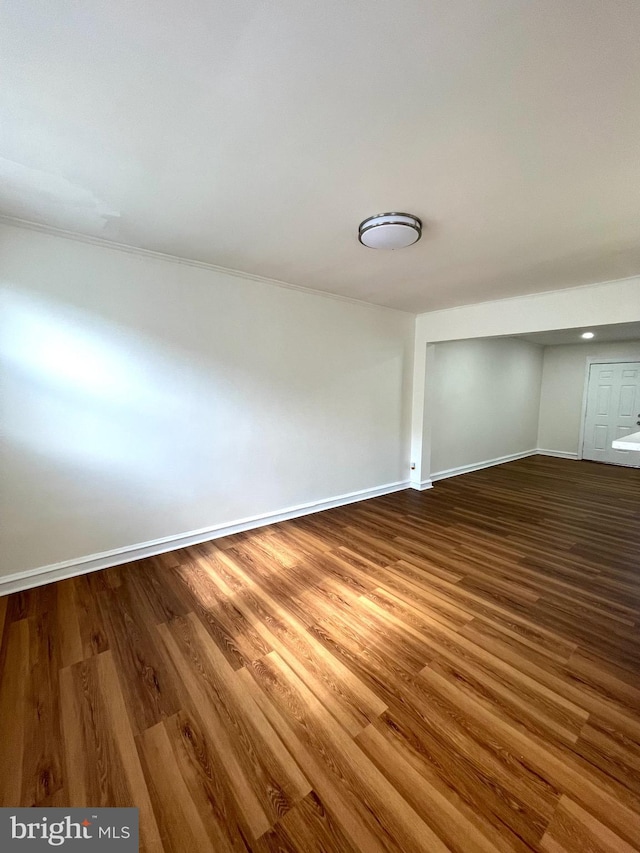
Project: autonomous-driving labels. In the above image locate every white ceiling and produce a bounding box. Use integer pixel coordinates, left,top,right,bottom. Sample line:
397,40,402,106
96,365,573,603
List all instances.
517,322,640,346
2,1,640,313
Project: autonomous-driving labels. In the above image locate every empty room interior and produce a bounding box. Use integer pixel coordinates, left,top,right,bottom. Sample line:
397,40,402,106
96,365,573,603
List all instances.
1,2,640,852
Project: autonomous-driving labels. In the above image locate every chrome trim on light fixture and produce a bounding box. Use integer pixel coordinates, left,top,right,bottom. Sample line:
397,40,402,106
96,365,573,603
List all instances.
358,212,422,247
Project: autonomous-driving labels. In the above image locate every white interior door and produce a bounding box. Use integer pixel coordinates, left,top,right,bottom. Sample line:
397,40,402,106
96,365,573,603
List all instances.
582,362,640,467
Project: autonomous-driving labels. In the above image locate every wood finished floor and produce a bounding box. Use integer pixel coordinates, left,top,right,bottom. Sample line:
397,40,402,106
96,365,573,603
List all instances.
1,456,639,852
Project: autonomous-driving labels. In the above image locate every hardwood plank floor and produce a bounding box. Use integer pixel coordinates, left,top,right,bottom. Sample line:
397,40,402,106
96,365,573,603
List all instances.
0,455,639,851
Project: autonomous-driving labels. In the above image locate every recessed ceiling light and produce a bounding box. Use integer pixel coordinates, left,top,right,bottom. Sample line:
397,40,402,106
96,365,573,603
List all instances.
581,331,595,339
358,212,422,250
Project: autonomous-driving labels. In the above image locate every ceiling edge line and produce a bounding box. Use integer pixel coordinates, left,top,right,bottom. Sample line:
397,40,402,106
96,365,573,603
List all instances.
0,214,414,316
415,272,640,318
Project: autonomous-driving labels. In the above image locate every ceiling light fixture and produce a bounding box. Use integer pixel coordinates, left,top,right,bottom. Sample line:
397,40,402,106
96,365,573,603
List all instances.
358,212,422,249
581,331,595,339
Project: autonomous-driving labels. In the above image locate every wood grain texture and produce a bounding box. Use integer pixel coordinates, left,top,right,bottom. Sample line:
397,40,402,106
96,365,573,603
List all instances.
0,456,639,851
59,651,162,852
0,620,29,806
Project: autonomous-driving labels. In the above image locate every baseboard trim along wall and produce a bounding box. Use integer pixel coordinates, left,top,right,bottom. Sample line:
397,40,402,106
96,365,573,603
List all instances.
430,449,539,482
0,479,410,596
2,448,582,596
536,448,580,460
409,479,433,491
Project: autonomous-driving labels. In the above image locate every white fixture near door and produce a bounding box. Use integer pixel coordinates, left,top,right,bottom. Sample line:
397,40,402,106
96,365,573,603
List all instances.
581,361,640,467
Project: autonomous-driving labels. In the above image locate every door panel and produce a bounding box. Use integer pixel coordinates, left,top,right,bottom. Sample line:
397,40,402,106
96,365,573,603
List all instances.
593,424,608,451
596,384,611,415
619,384,635,417
582,362,640,467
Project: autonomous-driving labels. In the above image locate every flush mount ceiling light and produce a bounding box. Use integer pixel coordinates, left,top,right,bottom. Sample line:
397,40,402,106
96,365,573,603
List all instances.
581,331,595,339
358,212,422,249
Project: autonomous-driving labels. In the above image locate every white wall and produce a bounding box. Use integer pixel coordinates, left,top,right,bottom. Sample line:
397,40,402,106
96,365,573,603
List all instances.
410,276,640,485
415,277,640,344
537,341,640,456
0,223,414,578
430,338,543,476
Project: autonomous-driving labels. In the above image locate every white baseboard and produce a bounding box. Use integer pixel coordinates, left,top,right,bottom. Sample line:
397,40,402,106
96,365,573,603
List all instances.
410,479,433,491
536,448,579,460
0,479,410,596
430,449,538,482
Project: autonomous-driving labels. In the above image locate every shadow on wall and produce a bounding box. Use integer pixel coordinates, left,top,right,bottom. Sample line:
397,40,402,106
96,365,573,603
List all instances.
0,286,411,575
1,288,243,477
0,288,253,573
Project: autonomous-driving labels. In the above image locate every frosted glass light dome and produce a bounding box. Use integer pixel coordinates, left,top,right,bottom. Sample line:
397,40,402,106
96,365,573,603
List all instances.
358,212,422,249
